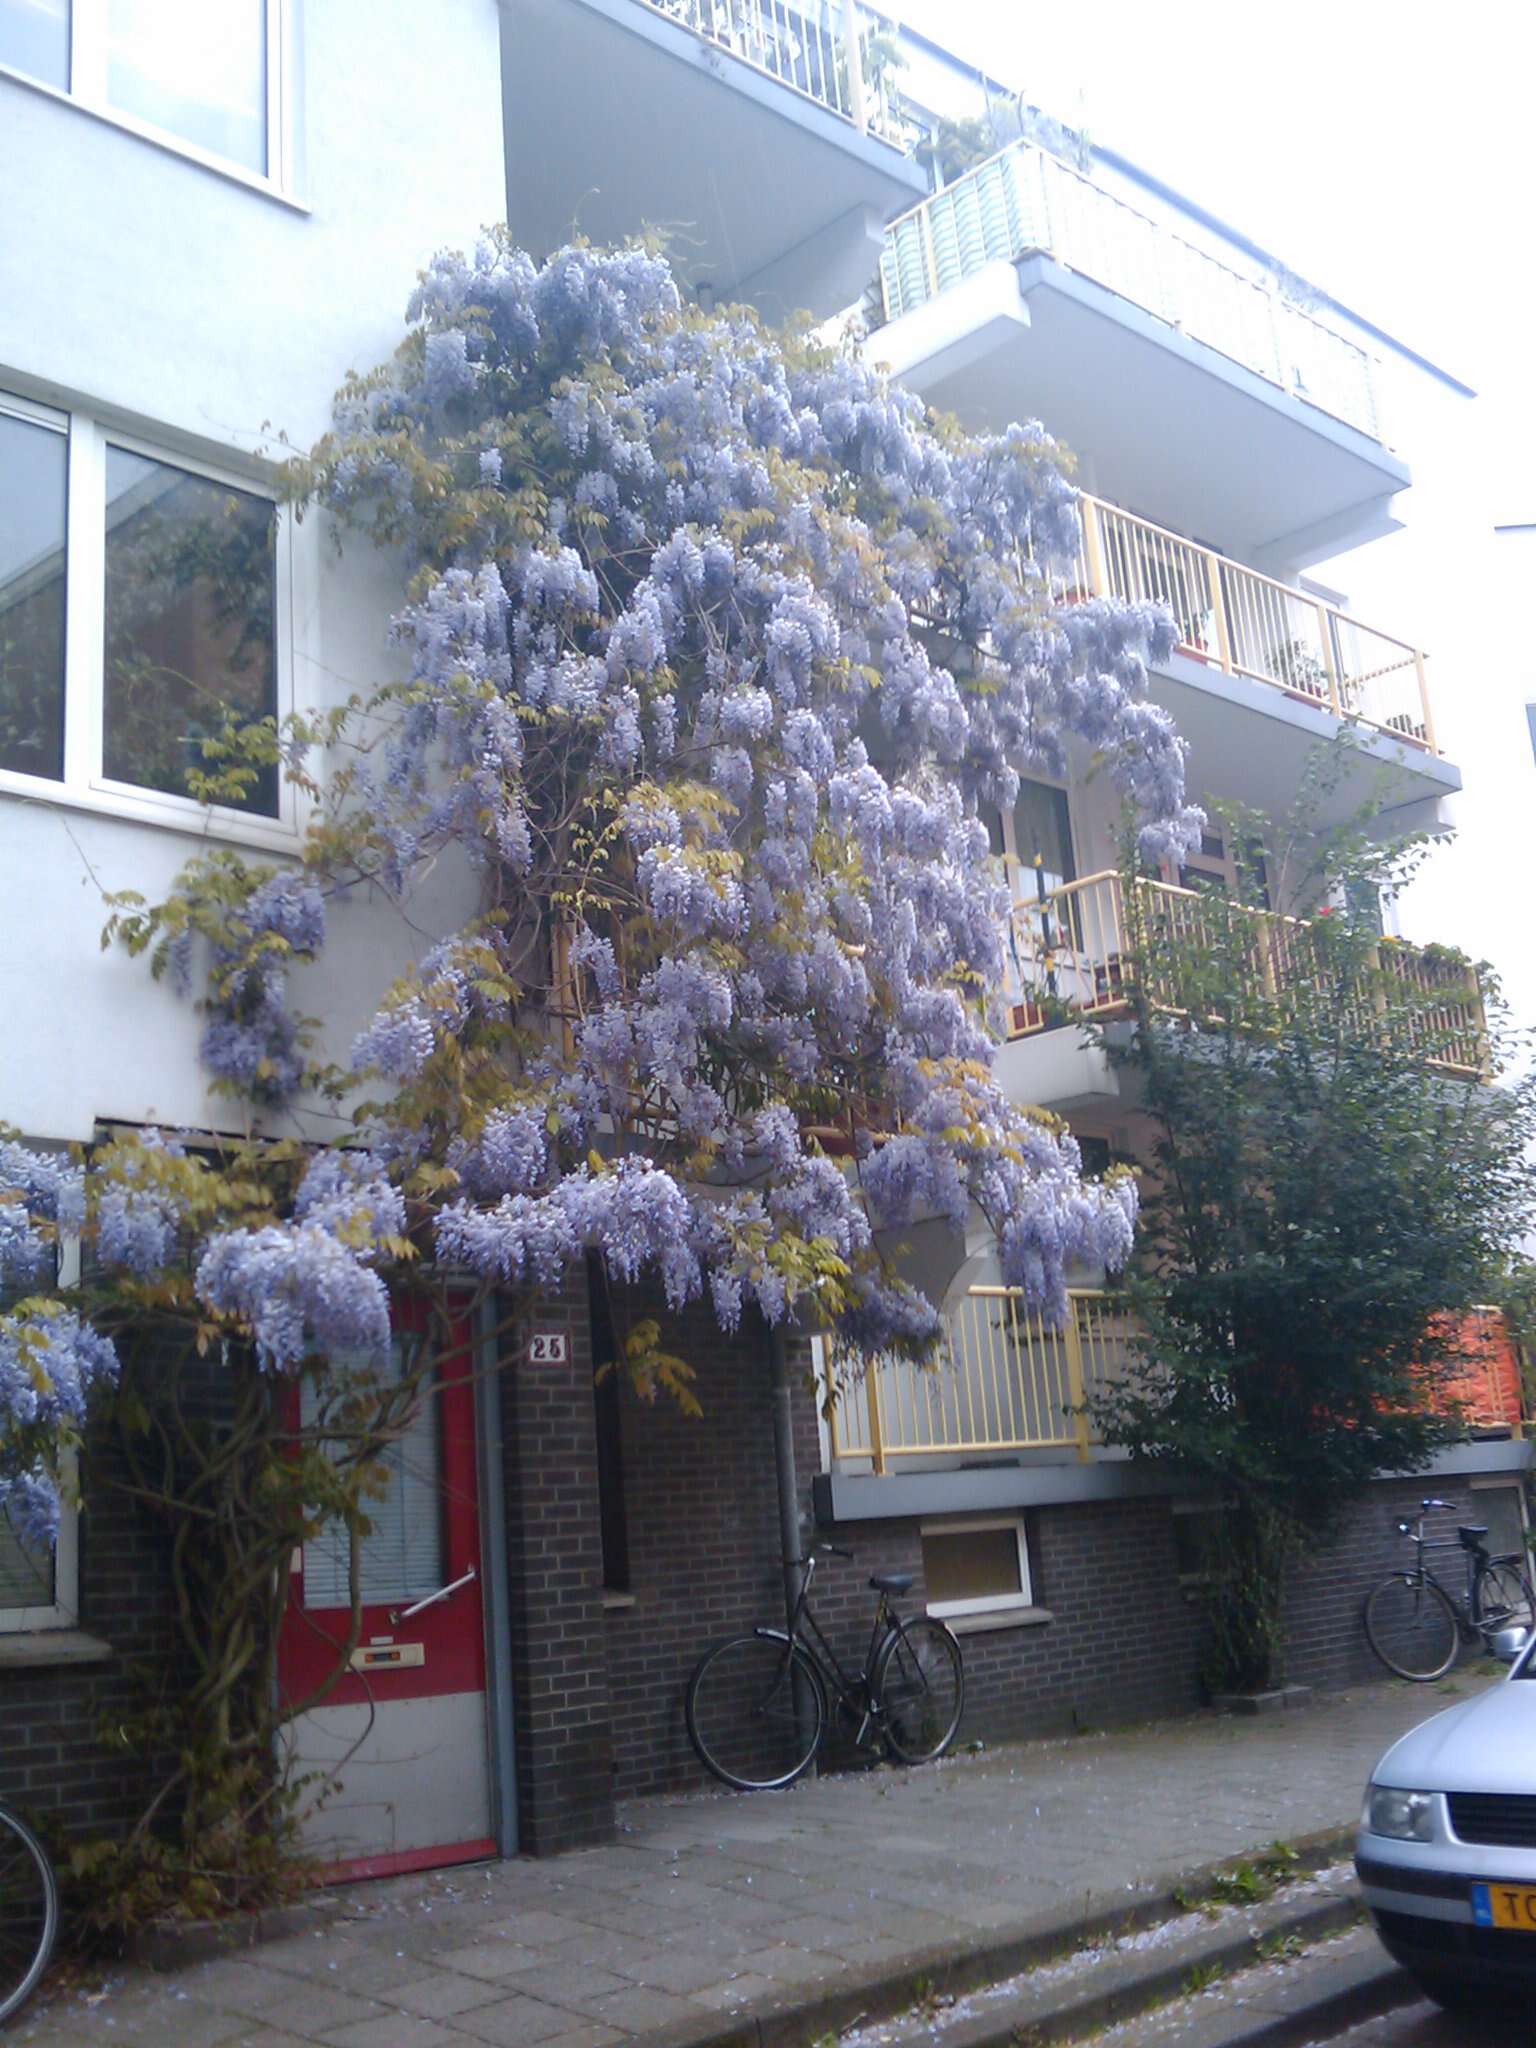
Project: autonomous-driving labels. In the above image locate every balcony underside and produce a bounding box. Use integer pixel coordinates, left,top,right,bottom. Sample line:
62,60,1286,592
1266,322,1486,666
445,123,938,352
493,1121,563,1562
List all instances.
502,0,926,320
1153,645,1462,824
870,256,1411,571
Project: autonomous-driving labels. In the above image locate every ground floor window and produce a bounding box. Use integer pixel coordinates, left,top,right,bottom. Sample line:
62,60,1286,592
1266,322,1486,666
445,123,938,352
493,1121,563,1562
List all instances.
1468,1477,1531,1567
921,1515,1032,1624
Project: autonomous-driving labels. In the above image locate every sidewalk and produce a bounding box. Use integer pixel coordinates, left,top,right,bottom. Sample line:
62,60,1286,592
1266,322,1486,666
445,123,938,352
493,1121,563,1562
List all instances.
18,1679,1469,2048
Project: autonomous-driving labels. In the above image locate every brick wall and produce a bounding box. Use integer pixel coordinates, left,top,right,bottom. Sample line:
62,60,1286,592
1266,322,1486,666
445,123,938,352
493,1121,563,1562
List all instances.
499,1267,615,1854
0,1390,183,1842
1281,1472,1529,1690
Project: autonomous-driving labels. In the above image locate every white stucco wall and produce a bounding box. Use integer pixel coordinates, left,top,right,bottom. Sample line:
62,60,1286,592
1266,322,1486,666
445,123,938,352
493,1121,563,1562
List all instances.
0,2,505,1142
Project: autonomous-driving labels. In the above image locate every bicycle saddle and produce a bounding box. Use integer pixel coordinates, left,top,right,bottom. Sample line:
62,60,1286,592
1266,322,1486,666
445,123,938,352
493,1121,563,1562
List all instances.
1457,1525,1489,1550
869,1572,915,1595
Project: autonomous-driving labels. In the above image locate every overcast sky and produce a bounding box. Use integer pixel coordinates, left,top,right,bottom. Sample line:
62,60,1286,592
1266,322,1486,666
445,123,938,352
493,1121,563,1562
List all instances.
891,0,1536,1027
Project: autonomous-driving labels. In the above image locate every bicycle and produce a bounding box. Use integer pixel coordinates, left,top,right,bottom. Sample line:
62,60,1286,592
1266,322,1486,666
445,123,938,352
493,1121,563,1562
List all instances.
1363,1497,1536,1682
0,1802,58,2021
685,1545,965,1791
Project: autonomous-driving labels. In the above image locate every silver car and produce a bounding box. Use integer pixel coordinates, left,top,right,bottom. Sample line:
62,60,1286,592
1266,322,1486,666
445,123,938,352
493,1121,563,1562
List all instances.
1356,1627,1536,2016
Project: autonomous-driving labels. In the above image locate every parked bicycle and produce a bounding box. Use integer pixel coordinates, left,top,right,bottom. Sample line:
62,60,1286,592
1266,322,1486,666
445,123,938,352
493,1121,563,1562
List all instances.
685,1545,965,1791
0,1801,57,2021
1363,1498,1536,1682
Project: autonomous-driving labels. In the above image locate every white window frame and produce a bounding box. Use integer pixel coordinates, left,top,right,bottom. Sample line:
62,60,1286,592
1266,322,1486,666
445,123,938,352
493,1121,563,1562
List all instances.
0,0,293,202
0,1236,81,1634
0,388,300,852
920,1514,1033,1620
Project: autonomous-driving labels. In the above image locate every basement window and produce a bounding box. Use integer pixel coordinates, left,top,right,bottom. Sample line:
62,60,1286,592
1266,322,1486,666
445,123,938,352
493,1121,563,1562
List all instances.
921,1515,1034,1626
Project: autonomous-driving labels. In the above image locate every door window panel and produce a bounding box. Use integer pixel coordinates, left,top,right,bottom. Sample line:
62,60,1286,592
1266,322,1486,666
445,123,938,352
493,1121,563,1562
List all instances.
0,0,67,86
103,446,277,813
300,1345,445,1611
1012,780,1075,896
105,0,266,172
0,407,68,781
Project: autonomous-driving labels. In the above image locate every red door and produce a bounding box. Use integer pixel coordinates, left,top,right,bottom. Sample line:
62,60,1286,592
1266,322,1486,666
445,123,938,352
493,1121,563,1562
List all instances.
277,1301,495,1880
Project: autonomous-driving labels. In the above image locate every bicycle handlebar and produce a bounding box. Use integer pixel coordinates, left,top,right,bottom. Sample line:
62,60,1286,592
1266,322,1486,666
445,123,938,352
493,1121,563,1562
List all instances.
1420,1498,1456,1512
815,1543,853,1561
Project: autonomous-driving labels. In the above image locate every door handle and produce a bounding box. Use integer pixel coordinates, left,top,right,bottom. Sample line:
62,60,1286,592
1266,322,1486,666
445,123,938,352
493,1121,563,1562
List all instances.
389,1564,476,1625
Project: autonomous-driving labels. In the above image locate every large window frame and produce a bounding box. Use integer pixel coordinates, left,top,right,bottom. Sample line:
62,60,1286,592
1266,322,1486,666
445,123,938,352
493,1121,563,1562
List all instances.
0,388,298,850
0,0,292,201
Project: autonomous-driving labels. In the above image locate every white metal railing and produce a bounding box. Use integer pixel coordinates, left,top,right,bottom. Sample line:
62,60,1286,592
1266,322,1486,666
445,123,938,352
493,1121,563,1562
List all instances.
637,0,907,142
1002,872,1487,1075
1062,495,1437,751
825,1288,1137,1468
879,140,1384,443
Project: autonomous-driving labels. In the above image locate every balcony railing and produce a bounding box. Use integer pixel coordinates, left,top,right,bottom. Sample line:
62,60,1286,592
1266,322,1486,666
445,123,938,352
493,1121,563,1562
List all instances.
825,1296,1528,1475
1067,497,1437,752
638,0,907,142
878,139,1384,443
1003,872,1487,1075
824,1287,1136,1470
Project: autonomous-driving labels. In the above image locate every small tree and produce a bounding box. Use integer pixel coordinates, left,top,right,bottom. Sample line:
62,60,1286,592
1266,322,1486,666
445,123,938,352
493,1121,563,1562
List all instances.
0,236,1202,1913
1091,754,1536,1692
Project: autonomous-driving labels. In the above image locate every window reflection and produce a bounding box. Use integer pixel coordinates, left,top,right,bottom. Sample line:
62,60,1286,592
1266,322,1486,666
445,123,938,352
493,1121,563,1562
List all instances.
0,409,68,783
106,0,265,173
0,0,68,90
103,447,277,814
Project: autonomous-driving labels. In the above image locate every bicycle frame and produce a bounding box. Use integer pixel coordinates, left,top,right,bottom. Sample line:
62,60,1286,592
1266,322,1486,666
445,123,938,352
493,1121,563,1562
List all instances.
1396,1506,1512,1636
775,1554,901,1747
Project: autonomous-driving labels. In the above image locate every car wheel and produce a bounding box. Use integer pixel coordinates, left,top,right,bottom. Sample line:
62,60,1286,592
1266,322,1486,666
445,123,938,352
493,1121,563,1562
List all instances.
1412,1971,1527,2022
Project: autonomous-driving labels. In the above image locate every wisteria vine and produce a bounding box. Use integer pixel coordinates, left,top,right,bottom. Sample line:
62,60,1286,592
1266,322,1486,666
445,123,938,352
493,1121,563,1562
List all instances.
3,234,1203,1539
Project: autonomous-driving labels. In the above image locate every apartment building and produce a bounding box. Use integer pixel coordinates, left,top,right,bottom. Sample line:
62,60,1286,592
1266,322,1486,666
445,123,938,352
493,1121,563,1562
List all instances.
0,1,1526,1877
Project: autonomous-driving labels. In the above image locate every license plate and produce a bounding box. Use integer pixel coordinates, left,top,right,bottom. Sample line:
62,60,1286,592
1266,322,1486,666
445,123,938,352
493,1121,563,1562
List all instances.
1472,1882,1536,1931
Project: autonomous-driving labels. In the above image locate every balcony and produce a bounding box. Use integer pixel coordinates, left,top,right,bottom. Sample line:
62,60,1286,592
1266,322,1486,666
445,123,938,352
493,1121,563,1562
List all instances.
1072,496,1437,753
502,0,927,320
867,139,1411,567
821,1294,1528,1485
824,1288,1135,1471
1002,872,1488,1076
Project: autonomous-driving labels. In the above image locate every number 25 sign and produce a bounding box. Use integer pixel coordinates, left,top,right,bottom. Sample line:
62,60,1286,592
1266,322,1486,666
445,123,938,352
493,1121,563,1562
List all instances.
528,1330,569,1366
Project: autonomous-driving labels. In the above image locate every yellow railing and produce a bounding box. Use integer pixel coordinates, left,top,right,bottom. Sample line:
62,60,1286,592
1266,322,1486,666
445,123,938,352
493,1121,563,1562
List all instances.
1069,496,1437,752
1003,872,1487,1074
824,1288,1137,1469
879,139,1384,442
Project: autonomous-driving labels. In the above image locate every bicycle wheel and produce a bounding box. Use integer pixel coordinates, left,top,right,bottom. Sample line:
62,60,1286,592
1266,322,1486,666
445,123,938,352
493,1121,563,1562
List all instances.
873,1616,965,1764
685,1632,826,1792
1476,1560,1536,1639
1364,1574,1459,1681
0,1806,57,2023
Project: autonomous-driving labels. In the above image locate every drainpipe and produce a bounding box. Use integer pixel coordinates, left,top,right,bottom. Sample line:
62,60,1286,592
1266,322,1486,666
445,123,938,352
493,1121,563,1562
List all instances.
767,1321,805,1634
475,1295,518,1858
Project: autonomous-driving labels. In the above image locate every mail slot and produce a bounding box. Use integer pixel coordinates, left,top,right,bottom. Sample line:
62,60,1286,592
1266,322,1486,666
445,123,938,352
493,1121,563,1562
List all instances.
349,1642,426,1672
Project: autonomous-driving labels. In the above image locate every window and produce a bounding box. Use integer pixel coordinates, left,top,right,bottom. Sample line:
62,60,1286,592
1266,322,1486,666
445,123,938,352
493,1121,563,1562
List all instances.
1469,1480,1531,1570
1525,704,1536,770
921,1516,1033,1626
0,1232,79,1634
0,391,285,828
299,1340,445,1611
0,0,280,184
588,1258,631,1596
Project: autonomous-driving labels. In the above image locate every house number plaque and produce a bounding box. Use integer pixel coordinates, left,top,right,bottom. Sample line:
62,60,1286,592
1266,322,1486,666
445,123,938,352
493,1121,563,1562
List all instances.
529,1329,569,1365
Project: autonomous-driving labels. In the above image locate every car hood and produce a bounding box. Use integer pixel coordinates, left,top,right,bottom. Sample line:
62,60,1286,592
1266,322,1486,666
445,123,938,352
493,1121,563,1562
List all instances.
1373,1680,1536,1794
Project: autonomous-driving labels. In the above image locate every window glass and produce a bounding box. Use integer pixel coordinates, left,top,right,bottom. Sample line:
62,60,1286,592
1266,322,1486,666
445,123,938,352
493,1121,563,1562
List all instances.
0,407,68,782
300,1344,444,1611
922,1523,1024,1607
0,1509,54,1612
0,0,68,89
105,0,266,173
103,446,277,813
1012,781,1074,896
1474,1485,1528,1567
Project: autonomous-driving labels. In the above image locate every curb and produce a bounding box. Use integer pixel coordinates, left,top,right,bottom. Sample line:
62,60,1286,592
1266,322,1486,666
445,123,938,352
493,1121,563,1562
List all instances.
642,1823,1361,2048
1171,1949,1416,2048
131,1893,345,1973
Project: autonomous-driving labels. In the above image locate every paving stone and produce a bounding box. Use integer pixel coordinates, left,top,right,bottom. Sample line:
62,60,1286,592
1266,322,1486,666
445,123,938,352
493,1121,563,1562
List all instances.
475,1961,633,2011
321,2014,467,2048
443,1995,588,2046
380,1973,509,2018
579,1984,710,2031
429,1941,546,1982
